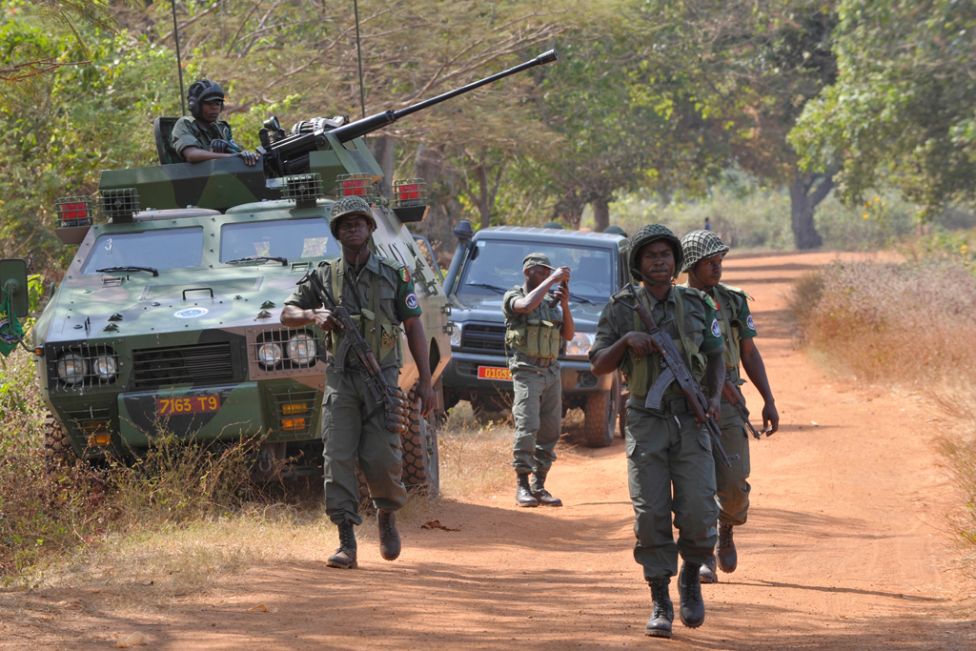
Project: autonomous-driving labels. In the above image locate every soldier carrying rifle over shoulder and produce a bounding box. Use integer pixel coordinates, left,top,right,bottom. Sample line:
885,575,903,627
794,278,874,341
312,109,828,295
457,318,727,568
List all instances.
281,196,434,570
679,229,779,583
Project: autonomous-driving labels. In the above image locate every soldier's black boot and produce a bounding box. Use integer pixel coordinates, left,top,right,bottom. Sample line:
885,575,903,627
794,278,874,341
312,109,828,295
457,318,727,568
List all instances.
678,562,705,628
645,577,673,638
717,523,737,573
531,472,563,507
378,509,401,561
327,521,357,569
516,473,539,507
699,553,718,584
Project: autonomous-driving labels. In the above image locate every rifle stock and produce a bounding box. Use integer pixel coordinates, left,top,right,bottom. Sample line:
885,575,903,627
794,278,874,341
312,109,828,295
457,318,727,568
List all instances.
622,284,734,468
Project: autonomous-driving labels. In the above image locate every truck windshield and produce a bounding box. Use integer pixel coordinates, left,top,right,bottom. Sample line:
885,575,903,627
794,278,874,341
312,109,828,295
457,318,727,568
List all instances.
457,240,615,302
82,227,204,274
220,218,340,263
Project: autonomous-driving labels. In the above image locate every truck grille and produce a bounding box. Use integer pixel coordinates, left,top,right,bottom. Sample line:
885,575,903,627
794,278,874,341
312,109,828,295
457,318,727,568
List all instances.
460,324,506,352
132,342,235,388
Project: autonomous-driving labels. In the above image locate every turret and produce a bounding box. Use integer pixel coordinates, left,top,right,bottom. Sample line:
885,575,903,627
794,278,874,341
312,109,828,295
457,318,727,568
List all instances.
96,50,557,219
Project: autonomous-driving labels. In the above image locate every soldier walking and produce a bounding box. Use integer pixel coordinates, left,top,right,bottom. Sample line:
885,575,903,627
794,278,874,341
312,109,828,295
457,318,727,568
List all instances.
680,230,779,582
589,225,725,638
280,196,434,569
502,253,575,507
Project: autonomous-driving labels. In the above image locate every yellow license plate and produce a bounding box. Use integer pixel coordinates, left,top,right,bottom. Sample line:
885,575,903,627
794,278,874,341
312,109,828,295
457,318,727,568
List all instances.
156,394,221,416
477,366,512,381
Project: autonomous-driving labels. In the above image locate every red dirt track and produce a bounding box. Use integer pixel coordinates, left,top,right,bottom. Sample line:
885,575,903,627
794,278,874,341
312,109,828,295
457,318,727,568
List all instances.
3,251,975,650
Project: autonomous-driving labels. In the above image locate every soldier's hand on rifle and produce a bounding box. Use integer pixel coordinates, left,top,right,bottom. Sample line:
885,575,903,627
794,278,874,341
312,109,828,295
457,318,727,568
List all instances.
310,308,339,331
762,401,779,435
706,395,721,422
623,331,658,357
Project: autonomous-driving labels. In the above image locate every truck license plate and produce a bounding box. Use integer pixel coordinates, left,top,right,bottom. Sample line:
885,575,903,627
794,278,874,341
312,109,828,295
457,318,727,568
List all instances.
477,366,512,381
156,394,222,416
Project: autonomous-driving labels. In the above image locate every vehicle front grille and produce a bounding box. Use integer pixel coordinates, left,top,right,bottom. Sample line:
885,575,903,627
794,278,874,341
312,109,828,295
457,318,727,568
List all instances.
132,342,235,388
460,324,505,352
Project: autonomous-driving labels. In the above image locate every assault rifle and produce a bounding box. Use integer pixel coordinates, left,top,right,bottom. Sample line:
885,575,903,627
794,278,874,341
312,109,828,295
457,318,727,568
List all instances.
721,379,764,439
620,284,734,468
306,265,410,434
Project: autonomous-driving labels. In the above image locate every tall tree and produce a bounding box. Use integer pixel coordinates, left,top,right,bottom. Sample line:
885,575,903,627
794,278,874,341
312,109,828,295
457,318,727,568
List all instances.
792,0,976,217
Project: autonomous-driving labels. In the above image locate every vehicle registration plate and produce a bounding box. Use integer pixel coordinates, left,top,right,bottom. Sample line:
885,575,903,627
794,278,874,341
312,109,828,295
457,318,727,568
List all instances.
156,394,222,416
477,366,512,381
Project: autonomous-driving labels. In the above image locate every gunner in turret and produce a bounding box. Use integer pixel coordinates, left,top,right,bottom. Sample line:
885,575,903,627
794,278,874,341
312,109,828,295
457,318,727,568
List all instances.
171,79,260,166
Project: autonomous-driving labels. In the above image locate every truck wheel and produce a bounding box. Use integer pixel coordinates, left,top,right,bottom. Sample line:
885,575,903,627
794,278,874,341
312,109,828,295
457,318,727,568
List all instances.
43,414,77,471
401,390,440,497
583,376,620,448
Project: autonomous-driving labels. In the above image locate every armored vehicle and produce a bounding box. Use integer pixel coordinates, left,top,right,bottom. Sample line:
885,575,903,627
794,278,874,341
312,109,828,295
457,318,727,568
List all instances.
443,222,627,447
17,50,556,494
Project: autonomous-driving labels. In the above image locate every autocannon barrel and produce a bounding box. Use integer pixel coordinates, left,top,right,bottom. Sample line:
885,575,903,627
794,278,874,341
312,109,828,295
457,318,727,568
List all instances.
328,49,557,143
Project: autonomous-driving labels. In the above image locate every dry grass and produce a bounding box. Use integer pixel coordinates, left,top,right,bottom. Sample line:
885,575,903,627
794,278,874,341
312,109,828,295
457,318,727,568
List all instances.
438,401,513,498
789,257,976,574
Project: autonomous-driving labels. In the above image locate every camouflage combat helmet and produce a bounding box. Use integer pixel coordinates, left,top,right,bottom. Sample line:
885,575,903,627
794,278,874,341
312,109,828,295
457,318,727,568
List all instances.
627,224,682,281
680,229,729,273
329,195,377,237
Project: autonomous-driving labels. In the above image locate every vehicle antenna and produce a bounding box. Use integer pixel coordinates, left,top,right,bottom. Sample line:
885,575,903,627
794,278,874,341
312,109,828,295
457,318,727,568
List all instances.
170,0,187,115
353,0,366,119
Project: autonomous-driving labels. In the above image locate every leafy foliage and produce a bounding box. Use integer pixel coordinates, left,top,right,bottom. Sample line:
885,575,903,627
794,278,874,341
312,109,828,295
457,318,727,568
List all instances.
793,0,976,217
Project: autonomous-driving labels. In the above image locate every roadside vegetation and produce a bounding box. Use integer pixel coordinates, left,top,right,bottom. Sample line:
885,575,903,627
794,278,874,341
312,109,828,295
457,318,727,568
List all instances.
0,343,512,587
788,231,976,573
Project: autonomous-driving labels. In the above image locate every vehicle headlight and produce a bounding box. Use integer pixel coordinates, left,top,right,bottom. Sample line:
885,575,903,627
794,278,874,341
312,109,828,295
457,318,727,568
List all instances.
564,332,595,357
93,353,118,380
286,332,316,366
257,342,283,367
449,322,462,348
57,353,89,384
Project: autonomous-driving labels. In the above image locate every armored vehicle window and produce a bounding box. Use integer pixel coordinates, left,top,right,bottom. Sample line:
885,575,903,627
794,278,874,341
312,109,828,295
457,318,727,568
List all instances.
220,218,339,263
457,240,615,301
81,227,204,274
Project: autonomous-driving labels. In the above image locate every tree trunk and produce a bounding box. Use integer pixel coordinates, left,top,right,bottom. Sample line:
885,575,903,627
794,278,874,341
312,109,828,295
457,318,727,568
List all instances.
592,196,610,232
475,164,491,230
788,172,833,250
369,136,395,196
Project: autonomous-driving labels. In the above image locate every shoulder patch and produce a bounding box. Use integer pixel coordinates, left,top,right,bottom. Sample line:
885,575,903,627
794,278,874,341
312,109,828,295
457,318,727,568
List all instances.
399,266,411,283
700,293,718,310
746,314,756,331
405,292,419,310
710,318,722,338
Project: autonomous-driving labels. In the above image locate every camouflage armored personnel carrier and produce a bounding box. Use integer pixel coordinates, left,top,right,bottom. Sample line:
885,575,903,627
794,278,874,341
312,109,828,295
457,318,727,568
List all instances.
14,50,556,494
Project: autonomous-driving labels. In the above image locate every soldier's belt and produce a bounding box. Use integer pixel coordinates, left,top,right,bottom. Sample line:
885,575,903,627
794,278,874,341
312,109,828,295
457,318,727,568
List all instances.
518,355,557,368
631,394,689,415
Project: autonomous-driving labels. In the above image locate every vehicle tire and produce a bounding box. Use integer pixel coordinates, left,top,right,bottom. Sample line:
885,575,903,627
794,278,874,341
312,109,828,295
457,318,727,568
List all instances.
43,413,77,471
401,389,440,497
583,375,620,448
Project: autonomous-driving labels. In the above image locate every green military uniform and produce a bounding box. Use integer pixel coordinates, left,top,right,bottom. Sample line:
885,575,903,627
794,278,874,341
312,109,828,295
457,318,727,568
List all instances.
171,116,235,157
502,284,564,476
285,253,422,525
694,282,758,527
591,282,724,579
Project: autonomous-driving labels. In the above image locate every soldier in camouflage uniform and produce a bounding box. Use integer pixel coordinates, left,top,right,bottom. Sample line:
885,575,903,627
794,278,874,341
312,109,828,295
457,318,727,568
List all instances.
680,230,779,583
502,253,574,507
589,225,725,639
171,79,259,166
281,196,434,569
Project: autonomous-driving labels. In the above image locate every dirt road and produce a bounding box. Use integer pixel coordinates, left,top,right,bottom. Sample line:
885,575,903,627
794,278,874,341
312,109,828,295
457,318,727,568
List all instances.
4,251,975,649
